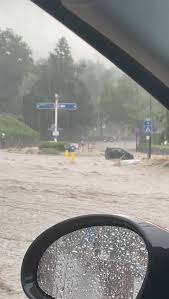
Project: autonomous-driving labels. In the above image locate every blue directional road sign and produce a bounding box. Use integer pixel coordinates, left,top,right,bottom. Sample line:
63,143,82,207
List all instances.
48,126,63,131
37,102,77,111
144,119,152,135
36,103,55,110
58,103,77,111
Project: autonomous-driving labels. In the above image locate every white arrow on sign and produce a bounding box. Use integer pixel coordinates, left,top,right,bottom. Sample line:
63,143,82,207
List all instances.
145,127,151,133
57,103,77,110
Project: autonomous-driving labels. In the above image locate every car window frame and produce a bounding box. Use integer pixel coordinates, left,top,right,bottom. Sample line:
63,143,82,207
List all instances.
32,0,169,110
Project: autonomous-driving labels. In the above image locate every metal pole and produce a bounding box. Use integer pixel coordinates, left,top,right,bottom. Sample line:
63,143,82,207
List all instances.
54,94,58,142
147,136,151,159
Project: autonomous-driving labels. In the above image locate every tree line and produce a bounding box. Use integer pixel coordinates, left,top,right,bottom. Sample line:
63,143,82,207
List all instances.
0,28,168,141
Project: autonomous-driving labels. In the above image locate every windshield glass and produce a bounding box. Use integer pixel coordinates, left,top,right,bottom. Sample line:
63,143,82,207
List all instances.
0,1,169,299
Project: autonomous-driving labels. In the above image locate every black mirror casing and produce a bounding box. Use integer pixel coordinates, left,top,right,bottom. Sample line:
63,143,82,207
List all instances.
21,214,169,299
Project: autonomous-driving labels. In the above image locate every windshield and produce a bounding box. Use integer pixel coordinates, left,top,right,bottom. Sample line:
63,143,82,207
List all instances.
0,1,169,299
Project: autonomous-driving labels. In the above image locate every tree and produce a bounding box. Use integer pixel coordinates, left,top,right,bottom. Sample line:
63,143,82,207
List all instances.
0,28,33,115
79,60,122,135
48,37,74,99
23,37,94,140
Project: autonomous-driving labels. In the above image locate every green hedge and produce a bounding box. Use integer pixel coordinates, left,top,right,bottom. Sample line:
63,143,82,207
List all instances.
152,133,165,145
138,143,169,155
39,148,60,155
139,133,164,147
39,141,65,152
152,144,169,155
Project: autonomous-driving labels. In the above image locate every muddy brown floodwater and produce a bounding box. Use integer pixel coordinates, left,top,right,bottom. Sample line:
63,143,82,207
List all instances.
0,150,169,299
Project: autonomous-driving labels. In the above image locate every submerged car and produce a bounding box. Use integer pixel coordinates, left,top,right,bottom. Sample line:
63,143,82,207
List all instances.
105,147,134,160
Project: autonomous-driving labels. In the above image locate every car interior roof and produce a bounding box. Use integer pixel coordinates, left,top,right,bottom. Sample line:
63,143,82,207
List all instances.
32,0,169,110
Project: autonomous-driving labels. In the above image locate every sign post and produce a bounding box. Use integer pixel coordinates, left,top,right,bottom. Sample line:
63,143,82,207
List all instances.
144,118,152,159
54,94,59,142
37,98,77,142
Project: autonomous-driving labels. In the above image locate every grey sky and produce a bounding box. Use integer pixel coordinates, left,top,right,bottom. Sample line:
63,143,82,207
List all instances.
0,0,113,67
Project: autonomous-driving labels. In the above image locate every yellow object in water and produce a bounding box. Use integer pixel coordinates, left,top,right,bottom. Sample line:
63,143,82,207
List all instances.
70,152,75,163
64,150,69,159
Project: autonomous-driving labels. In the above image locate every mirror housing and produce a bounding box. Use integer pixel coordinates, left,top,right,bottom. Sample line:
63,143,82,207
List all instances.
21,214,169,299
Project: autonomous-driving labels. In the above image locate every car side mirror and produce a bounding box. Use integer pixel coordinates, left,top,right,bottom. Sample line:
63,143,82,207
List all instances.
21,214,169,299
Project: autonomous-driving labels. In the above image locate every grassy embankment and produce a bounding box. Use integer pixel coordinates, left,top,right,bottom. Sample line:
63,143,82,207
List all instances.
0,114,39,147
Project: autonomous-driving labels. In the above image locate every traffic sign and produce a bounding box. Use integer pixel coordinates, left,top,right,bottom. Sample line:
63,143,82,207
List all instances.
36,103,55,110
52,131,59,137
144,119,152,135
37,100,77,142
144,118,152,159
48,126,63,131
37,102,77,111
58,103,77,111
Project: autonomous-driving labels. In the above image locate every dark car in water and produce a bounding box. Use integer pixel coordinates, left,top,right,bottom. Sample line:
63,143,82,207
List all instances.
105,147,134,160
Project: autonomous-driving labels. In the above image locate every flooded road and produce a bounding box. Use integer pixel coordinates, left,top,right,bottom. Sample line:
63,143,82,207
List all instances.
0,150,169,298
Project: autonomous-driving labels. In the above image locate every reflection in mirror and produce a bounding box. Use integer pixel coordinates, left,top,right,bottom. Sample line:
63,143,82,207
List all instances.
37,226,148,299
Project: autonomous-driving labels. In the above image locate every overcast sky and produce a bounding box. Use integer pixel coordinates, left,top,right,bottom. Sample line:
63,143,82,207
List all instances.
0,0,113,67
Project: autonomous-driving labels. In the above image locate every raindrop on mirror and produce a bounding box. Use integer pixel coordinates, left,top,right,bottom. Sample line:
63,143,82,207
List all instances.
37,226,148,299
